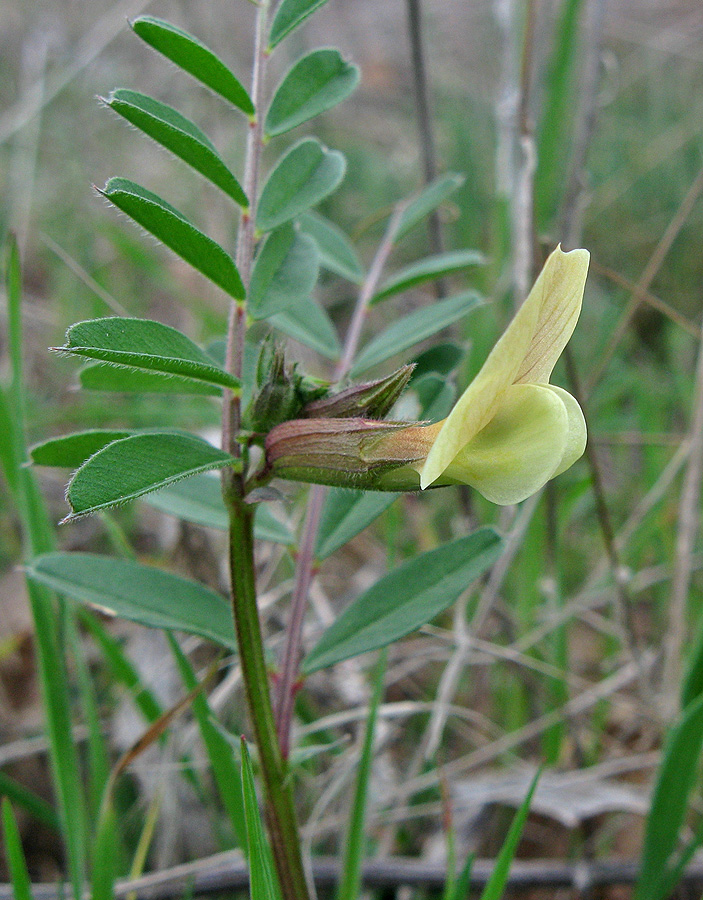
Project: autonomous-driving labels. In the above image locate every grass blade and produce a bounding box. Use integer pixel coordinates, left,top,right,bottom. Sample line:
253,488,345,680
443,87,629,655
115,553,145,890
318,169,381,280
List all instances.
2,799,34,900
241,739,281,900
336,650,386,900
478,770,540,900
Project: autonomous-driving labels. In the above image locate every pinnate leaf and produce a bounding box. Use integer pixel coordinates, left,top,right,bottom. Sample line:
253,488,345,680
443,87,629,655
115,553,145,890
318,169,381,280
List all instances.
248,224,319,320
265,49,359,137
270,295,341,360
26,552,236,649
257,139,346,232
268,0,330,49
131,16,253,115
303,528,503,671
65,433,236,519
298,212,363,283
57,317,240,391
351,291,483,375
371,250,483,305
100,178,245,300
105,90,247,206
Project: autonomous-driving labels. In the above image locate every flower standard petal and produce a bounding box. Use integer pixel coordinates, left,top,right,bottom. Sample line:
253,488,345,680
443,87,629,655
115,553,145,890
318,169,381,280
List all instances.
442,383,569,504
514,246,590,384
420,245,589,489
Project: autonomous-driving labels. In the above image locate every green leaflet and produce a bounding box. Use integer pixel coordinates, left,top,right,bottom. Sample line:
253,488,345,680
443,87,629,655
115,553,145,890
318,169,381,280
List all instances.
248,224,320,319
131,16,253,114
396,173,465,240
304,529,503,671
142,472,293,544
297,211,363,283
64,433,236,519
265,49,359,137
268,0,330,49
100,179,245,300
315,489,397,560
371,250,484,305
270,295,341,360
257,139,346,232
351,291,483,375
105,90,247,206
26,553,237,650
58,317,240,391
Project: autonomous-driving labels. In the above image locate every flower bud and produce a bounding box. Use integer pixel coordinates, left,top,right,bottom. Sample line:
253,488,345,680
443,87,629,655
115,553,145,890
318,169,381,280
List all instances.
302,365,414,419
264,417,438,490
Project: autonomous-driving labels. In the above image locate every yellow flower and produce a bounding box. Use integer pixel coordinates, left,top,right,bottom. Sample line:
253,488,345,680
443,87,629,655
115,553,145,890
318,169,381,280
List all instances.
415,244,590,503
265,245,590,505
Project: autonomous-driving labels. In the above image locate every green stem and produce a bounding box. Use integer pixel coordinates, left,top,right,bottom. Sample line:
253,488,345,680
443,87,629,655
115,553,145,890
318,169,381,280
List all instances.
227,493,311,900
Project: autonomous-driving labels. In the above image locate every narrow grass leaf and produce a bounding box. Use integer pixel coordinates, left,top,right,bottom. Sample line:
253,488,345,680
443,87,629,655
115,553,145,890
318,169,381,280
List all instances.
30,430,132,468
2,799,34,900
27,553,237,649
315,489,397,560
479,770,539,900
105,90,247,206
99,179,245,300
140,472,293,543
634,693,703,900
257,139,346,232
268,0,330,49
271,295,341,360
65,433,236,519
447,854,474,900
58,317,240,391
396,173,465,240
248,223,320,319
241,739,280,900
298,211,363,283
681,617,703,709
79,364,221,396
336,651,386,900
351,291,482,375
534,0,585,228
303,528,503,672
91,793,117,900
371,250,484,305
0,773,60,832
266,49,359,137
168,636,246,847
131,16,253,114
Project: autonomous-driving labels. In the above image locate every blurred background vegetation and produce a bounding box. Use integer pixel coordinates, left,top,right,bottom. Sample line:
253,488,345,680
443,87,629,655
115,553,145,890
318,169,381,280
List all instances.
2,0,703,893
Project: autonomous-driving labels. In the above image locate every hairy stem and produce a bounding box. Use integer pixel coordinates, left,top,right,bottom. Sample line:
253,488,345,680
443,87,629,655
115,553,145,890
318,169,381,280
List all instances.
274,204,408,754
227,497,310,900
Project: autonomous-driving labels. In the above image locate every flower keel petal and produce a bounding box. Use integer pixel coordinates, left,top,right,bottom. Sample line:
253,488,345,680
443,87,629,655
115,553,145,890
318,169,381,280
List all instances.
543,384,587,476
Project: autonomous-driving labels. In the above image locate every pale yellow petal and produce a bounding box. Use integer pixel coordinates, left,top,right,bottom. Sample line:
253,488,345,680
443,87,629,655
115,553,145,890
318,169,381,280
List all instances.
543,384,587,476
514,245,590,385
419,285,540,488
442,383,569,505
